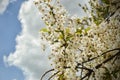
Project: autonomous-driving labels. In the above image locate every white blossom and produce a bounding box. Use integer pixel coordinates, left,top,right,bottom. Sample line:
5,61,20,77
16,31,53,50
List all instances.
34,0,120,79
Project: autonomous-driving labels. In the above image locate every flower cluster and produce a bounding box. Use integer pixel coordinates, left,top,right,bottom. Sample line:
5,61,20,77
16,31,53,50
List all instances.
34,0,120,80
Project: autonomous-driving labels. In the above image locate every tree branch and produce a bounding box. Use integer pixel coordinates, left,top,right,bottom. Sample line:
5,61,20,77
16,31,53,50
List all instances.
77,48,120,80
95,51,120,69
82,48,120,64
40,48,120,80
40,69,54,80
48,71,60,80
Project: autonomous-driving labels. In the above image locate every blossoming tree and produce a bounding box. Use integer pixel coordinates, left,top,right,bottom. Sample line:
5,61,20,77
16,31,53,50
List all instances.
34,0,120,80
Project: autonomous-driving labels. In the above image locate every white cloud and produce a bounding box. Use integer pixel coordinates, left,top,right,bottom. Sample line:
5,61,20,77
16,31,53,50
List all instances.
4,0,89,80
0,0,9,14
60,0,90,17
0,0,17,14
10,0,17,3
4,0,51,80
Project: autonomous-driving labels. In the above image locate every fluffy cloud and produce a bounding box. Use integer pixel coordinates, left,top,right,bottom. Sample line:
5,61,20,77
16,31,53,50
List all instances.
4,0,51,80
0,0,9,14
10,0,17,3
0,0,17,14
60,0,90,17
4,0,89,80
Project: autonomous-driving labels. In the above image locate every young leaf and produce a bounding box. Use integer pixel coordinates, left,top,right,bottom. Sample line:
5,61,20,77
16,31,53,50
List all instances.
59,34,63,40
111,69,120,78
66,34,73,41
102,67,112,80
85,27,91,33
65,28,70,34
40,28,49,32
58,74,65,80
101,0,110,4
76,28,82,34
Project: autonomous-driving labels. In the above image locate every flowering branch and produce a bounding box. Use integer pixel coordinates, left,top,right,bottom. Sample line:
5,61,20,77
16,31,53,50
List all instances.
40,69,54,80
34,0,120,80
81,48,120,64
48,71,59,80
95,49,120,69
77,48,120,80
40,48,120,80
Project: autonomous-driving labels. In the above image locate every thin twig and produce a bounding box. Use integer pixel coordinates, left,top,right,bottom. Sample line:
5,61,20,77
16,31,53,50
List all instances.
40,69,54,80
82,48,120,64
81,70,93,80
76,66,93,72
48,71,60,80
40,48,120,80
77,48,120,80
95,51,120,69
81,63,83,78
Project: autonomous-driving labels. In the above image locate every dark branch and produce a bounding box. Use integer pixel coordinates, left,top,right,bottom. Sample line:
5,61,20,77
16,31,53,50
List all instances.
82,48,120,64
48,71,59,80
95,51,120,69
76,66,94,72
40,69,54,80
81,63,83,78
81,71,93,80
76,65,94,80
77,48,120,80
40,48,120,80
105,5,120,22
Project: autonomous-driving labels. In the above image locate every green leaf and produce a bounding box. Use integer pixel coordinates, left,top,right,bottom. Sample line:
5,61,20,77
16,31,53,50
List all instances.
45,22,49,26
58,74,64,80
66,34,73,41
113,72,117,79
76,28,82,34
102,67,112,80
65,28,70,34
94,19,102,26
51,23,54,26
59,34,63,40
102,0,110,4
112,69,120,78
85,27,91,33
40,28,49,32
76,18,81,24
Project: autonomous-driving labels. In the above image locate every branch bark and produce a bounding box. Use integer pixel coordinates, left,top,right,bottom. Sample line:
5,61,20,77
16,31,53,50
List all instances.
40,69,54,80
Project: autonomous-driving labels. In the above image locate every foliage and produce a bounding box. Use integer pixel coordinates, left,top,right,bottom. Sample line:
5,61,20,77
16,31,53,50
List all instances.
34,0,120,80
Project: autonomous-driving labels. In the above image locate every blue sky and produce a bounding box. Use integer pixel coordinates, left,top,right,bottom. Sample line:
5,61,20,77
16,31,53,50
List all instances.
0,0,24,80
0,0,51,80
0,0,87,80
